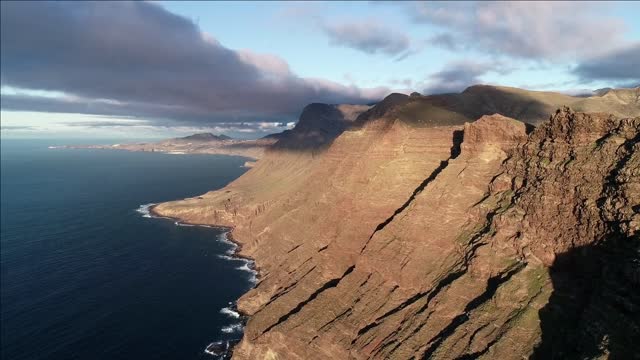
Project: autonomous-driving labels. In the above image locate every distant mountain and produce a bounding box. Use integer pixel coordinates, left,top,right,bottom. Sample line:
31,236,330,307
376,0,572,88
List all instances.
159,86,638,154
592,86,640,103
177,133,233,142
592,88,614,96
253,85,640,154
270,103,370,150
87,85,637,160
261,130,292,140
354,84,640,127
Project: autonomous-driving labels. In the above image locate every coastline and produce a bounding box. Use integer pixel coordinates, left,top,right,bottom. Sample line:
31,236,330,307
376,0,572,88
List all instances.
148,204,259,270
143,203,261,287
137,203,260,357
56,143,265,163
53,145,259,168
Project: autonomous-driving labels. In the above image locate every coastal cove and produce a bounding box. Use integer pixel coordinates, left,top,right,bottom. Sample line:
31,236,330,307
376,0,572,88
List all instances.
1,140,256,360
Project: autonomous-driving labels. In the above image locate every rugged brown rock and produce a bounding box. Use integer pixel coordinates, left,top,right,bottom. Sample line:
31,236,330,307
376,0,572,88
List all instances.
153,89,639,359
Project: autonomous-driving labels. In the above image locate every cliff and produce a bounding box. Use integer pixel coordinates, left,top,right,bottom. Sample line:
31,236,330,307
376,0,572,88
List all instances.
153,91,639,358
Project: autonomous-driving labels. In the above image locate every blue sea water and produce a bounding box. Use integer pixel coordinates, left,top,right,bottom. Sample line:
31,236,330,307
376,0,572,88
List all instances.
1,139,254,360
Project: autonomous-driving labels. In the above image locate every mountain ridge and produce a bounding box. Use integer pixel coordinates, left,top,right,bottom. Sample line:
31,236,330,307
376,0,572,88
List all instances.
66,85,639,158
152,97,639,358
176,132,233,142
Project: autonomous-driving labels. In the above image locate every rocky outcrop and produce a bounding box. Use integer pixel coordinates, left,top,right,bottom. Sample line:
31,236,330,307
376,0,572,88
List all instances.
498,109,640,359
154,98,639,358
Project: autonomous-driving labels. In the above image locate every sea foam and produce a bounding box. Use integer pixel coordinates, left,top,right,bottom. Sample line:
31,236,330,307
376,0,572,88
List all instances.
220,306,241,319
136,203,155,218
220,323,243,334
136,203,256,351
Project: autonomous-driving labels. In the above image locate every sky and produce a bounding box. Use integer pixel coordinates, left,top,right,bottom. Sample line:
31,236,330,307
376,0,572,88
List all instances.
1,1,639,139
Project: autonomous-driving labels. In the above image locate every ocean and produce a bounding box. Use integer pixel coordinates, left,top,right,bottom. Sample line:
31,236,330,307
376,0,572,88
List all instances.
1,139,254,360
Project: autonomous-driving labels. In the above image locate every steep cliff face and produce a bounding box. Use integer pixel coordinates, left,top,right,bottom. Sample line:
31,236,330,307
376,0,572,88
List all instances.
153,105,638,359
497,109,640,359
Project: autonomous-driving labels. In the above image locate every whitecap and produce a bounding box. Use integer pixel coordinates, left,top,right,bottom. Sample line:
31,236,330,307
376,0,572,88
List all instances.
136,203,156,218
220,323,243,334
235,260,258,284
217,232,237,246
220,306,241,319
215,232,240,257
204,341,229,356
135,206,258,284
235,261,253,272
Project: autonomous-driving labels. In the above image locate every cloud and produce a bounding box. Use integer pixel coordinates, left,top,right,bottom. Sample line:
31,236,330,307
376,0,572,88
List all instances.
58,119,293,136
276,2,324,21
61,120,150,128
573,43,640,85
322,20,411,57
407,2,627,60
0,1,390,125
389,78,414,88
0,125,38,131
429,33,460,51
422,61,511,94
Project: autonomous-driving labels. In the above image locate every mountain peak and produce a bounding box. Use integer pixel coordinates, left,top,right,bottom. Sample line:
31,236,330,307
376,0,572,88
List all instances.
272,103,370,151
354,93,410,124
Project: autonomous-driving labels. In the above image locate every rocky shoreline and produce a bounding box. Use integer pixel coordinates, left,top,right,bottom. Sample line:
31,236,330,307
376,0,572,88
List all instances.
142,204,260,357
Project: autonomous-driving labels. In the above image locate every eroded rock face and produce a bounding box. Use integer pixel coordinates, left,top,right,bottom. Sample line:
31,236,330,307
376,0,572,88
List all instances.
154,108,639,359
496,109,640,359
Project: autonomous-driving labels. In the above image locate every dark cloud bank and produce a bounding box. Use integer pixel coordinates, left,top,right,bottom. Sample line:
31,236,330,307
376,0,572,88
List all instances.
573,43,640,86
0,1,388,125
2,1,638,129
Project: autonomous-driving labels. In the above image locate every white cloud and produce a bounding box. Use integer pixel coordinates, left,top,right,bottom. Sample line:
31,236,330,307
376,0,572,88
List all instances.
409,2,627,60
322,19,412,57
